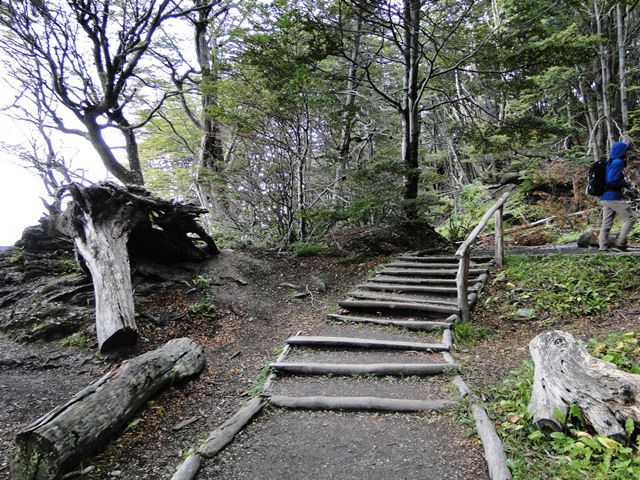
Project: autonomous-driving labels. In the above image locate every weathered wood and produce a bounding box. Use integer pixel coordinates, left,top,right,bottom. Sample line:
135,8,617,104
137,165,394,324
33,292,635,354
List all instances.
371,276,455,285
338,299,459,314
346,290,458,306
327,314,452,331
359,282,460,294
269,362,457,376
379,267,487,277
396,255,494,263
455,186,515,258
198,397,265,458
286,335,448,352
260,332,298,396
53,182,217,352
442,329,453,349
12,338,205,480
170,453,201,480
387,261,462,268
452,376,471,398
456,256,470,322
529,330,640,442
495,206,505,267
269,395,457,412
472,404,512,480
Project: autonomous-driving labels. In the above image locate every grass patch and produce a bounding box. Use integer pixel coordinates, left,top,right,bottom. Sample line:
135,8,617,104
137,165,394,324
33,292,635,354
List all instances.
494,254,640,321
452,320,489,344
60,331,87,347
292,242,327,257
246,365,273,397
189,298,214,315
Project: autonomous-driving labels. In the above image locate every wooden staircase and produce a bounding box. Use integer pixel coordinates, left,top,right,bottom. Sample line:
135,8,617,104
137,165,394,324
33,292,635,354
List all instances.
264,252,493,413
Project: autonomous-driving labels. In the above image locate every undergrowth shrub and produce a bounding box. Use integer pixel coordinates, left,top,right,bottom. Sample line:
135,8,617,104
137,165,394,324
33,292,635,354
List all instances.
493,255,640,321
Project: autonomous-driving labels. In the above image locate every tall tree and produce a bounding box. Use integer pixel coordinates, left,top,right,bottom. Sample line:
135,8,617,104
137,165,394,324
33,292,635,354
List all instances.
345,0,481,218
0,0,188,185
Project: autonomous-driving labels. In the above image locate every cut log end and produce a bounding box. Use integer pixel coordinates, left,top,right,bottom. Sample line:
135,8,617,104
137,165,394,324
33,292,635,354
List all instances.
533,417,563,434
99,327,138,353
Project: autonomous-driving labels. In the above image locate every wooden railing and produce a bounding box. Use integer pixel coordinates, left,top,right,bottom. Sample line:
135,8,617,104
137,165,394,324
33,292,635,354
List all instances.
455,185,516,321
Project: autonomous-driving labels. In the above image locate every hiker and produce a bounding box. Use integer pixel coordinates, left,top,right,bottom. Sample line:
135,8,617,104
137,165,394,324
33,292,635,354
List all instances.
599,141,637,251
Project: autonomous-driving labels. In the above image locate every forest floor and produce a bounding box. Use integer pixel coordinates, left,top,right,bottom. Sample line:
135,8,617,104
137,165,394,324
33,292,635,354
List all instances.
2,242,640,479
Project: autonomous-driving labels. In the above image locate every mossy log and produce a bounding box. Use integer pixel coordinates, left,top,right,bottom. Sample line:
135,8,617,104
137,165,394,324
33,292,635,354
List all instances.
12,338,205,480
529,331,640,442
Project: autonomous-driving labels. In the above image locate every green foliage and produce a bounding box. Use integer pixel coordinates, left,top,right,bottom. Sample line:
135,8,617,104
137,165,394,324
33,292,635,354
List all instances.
292,242,327,257
191,275,212,290
9,246,24,264
60,331,87,348
494,255,640,321
437,182,493,242
491,336,640,479
247,365,273,397
452,320,490,345
189,298,215,315
58,257,80,274
124,417,142,434
589,331,640,374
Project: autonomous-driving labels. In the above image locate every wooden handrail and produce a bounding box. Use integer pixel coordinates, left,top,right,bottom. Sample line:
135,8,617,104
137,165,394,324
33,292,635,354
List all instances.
455,185,516,259
455,185,516,321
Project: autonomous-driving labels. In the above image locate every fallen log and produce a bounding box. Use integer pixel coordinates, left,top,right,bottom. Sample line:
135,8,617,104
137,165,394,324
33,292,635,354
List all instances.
12,338,205,480
529,331,640,442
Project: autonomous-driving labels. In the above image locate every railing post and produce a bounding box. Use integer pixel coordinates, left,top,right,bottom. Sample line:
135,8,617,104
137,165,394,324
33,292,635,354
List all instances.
495,205,504,267
456,254,470,321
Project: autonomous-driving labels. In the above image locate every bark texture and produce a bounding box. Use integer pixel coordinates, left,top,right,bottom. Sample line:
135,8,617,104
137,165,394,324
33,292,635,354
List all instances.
53,182,217,352
529,330,640,442
12,338,205,480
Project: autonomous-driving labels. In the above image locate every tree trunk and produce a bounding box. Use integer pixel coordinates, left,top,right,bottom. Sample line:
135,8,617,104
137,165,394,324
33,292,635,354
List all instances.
335,15,363,202
617,2,629,131
529,331,640,442
401,0,422,220
194,1,227,223
594,0,614,148
12,338,205,480
54,182,217,352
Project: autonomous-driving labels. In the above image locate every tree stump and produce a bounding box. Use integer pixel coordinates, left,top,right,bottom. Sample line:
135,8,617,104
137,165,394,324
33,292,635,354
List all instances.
529,331,640,442
53,182,218,352
12,337,205,480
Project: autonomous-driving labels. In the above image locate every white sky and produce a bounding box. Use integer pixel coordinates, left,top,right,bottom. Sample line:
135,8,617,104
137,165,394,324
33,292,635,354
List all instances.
0,115,109,247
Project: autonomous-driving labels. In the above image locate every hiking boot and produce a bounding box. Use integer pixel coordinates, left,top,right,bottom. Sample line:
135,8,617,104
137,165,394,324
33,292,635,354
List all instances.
613,242,628,251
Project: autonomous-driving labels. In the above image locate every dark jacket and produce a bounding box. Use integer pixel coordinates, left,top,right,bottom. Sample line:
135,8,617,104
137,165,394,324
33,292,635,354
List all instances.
601,142,630,201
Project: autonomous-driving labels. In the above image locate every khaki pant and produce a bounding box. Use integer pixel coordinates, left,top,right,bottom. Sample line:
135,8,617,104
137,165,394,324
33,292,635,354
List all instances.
599,200,637,249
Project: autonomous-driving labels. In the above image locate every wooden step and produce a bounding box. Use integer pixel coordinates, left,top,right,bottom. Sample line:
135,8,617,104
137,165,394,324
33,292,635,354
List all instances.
387,261,461,268
327,314,453,331
397,255,493,263
378,267,487,277
369,276,480,286
386,261,491,269
358,283,464,294
346,290,458,306
286,335,448,352
269,361,457,376
268,395,457,412
338,299,459,314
